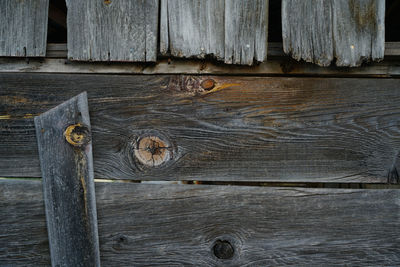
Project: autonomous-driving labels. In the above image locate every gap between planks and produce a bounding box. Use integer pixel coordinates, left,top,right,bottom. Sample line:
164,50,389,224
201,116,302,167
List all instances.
1,177,399,190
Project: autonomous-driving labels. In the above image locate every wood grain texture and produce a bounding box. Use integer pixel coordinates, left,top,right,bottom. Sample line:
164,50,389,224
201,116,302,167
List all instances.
1,74,400,183
34,92,100,267
160,0,268,65
1,57,400,77
282,0,385,67
0,0,49,57
1,179,400,266
66,0,158,62
44,42,400,59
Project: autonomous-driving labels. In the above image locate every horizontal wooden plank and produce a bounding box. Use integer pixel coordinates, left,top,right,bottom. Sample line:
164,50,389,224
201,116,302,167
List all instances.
44,42,400,59
1,74,400,183
1,179,399,266
1,57,400,77
0,0,49,57
66,0,159,62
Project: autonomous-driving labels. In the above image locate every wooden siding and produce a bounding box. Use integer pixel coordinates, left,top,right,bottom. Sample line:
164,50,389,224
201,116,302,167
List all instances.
66,0,159,62
0,0,49,57
1,73,400,183
282,0,385,67
1,179,400,266
160,0,268,65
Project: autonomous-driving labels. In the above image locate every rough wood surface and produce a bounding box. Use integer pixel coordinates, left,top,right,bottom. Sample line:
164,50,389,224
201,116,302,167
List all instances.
160,0,268,65
44,42,400,59
0,0,49,57
1,74,400,183
1,57,400,77
66,0,158,62
1,179,400,266
282,0,385,67
34,92,100,266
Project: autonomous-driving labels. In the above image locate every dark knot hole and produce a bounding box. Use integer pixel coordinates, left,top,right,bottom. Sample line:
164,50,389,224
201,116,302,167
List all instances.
213,240,234,260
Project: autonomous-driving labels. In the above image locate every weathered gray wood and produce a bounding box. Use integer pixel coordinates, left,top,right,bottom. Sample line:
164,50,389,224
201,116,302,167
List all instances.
0,0,49,57
66,0,158,62
1,179,400,266
282,0,385,67
224,0,268,65
1,74,400,183
34,92,100,267
44,42,400,59
1,56,400,77
160,0,268,65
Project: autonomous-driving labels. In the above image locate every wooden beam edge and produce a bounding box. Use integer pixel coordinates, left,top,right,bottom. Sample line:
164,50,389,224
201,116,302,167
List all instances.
1,57,400,77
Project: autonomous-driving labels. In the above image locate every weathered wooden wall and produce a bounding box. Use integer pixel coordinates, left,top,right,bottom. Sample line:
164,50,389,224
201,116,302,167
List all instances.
1,73,400,183
282,0,385,67
0,0,49,57
1,179,399,266
0,0,393,67
66,0,159,61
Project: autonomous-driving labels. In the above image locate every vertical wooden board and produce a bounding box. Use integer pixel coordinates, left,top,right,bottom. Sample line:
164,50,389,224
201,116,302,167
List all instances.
224,0,268,65
160,0,225,60
281,0,333,66
332,0,385,67
160,0,268,65
282,0,385,67
0,0,49,57
66,0,158,62
34,92,100,267
1,179,400,266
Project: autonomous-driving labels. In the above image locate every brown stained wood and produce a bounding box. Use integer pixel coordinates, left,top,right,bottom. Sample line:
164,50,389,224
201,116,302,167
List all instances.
1,179,400,266
66,0,158,62
1,74,400,183
282,0,385,67
160,0,268,65
34,92,100,267
0,0,49,57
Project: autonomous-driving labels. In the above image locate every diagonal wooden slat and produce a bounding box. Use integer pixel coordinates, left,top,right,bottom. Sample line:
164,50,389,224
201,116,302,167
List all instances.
34,92,100,267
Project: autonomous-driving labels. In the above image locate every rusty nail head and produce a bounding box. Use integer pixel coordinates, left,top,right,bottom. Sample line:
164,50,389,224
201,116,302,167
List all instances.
64,123,91,147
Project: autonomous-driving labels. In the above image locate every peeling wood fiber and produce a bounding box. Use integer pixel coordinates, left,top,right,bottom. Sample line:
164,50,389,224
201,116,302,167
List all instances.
0,0,49,57
282,0,385,67
66,0,159,62
160,0,269,65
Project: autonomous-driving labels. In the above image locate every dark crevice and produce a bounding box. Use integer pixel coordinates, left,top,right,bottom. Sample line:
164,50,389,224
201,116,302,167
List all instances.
1,177,399,189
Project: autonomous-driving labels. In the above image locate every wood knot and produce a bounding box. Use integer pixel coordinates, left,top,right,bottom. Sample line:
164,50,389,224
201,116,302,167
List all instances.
64,123,91,147
213,240,234,260
201,79,215,91
134,136,171,167
167,76,202,93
